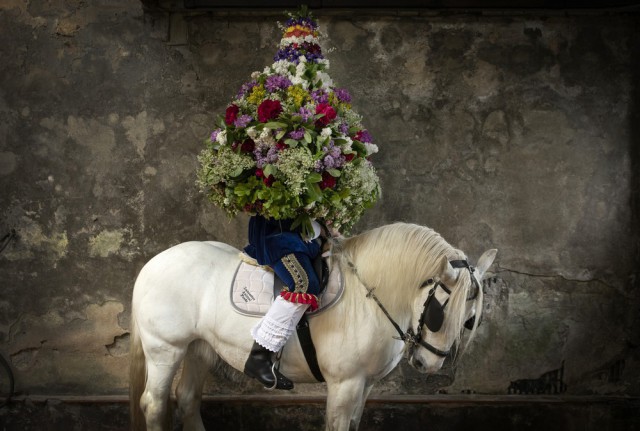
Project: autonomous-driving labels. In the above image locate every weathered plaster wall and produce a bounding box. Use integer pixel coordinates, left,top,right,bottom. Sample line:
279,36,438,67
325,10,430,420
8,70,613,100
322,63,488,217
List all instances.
0,0,638,401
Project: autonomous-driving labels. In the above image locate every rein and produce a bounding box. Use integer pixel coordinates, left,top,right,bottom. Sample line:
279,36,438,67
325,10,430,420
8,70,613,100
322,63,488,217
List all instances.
344,255,480,359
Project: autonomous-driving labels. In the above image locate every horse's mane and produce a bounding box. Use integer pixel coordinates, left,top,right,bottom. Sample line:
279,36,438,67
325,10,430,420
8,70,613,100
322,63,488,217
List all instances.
333,222,478,351
338,223,465,314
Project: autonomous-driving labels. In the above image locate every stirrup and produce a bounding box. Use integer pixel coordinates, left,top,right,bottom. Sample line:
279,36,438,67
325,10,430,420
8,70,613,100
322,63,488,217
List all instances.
266,363,279,391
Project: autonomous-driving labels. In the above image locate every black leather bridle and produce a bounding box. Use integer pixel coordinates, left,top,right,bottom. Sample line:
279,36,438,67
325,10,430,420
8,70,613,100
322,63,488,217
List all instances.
355,258,482,358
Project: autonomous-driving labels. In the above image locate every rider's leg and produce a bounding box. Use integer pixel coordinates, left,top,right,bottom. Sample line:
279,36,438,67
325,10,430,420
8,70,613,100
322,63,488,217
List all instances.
244,252,320,390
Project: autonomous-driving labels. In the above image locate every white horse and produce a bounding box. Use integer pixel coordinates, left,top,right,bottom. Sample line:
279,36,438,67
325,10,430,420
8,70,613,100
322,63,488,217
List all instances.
129,222,497,431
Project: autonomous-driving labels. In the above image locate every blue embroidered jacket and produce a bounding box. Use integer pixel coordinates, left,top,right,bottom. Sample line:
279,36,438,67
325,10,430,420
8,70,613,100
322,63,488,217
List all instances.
244,216,320,266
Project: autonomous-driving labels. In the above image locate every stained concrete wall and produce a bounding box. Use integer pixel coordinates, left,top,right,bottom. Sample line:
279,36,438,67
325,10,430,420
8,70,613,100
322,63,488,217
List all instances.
0,0,639,404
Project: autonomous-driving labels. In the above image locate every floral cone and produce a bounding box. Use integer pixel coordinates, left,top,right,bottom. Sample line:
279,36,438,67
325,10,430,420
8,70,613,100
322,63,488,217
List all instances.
197,8,380,235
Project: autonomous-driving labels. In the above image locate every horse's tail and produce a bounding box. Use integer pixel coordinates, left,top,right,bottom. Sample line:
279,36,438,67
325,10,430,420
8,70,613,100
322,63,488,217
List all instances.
129,316,147,431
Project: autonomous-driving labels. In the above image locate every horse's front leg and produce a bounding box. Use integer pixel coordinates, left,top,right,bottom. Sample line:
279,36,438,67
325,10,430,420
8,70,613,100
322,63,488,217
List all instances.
350,383,373,430
325,377,367,431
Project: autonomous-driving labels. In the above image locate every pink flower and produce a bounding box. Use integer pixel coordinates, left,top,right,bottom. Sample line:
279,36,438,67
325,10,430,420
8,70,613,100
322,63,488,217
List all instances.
263,175,275,187
225,105,239,125
320,171,336,189
240,139,255,153
257,100,282,123
315,103,336,127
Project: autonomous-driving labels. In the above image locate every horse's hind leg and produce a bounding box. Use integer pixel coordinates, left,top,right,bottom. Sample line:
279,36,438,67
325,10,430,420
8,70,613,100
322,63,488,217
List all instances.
140,357,183,431
176,340,214,431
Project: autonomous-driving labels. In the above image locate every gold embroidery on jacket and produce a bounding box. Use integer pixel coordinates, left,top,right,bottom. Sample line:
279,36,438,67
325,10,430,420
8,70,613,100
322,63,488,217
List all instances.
281,254,309,293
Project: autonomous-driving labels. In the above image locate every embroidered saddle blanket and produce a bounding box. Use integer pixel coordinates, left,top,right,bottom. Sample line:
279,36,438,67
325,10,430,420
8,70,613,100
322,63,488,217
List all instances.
231,254,343,317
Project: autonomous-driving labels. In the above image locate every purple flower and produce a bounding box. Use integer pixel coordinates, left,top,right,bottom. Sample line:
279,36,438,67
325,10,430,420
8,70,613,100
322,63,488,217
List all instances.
265,75,292,93
237,80,257,98
274,42,324,64
234,115,253,128
253,142,280,169
338,122,349,135
288,128,305,140
311,90,329,104
321,141,345,170
285,17,319,30
295,107,314,122
210,128,221,142
334,88,352,103
354,129,373,143
323,155,336,169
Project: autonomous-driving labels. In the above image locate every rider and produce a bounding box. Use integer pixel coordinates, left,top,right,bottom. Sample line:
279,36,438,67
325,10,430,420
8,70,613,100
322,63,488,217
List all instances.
242,215,325,390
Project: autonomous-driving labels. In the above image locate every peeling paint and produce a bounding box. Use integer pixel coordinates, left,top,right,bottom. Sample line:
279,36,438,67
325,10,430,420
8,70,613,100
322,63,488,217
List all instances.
0,217,68,262
8,302,126,358
122,111,166,158
106,333,130,357
88,229,125,258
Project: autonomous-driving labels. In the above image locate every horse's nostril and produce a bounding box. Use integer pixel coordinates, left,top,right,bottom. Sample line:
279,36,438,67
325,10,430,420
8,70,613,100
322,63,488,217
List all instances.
413,359,423,370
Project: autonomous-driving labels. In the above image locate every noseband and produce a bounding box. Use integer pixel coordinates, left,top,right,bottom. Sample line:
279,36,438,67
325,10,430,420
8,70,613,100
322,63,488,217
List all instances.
350,258,481,358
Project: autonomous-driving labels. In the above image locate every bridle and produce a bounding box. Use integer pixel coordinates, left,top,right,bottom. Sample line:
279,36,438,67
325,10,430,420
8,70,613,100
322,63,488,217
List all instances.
347,257,482,358
411,259,481,357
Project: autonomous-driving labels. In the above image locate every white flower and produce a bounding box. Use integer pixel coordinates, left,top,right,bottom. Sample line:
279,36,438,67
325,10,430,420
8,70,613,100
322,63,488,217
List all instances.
246,127,258,139
280,35,320,47
216,130,227,145
291,76,308,89
316,71,333,88
251,71,261,79
318,58,330,69
364,142,379,156
270,60,294,77
342,136,353,151
320,127,332,138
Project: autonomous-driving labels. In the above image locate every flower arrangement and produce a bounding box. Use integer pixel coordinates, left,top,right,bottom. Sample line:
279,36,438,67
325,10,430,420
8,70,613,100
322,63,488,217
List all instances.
197,8,380,236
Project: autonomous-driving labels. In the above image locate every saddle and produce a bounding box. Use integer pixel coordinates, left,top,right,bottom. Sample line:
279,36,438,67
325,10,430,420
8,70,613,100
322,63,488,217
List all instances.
231,252,343,316
230,251,343,383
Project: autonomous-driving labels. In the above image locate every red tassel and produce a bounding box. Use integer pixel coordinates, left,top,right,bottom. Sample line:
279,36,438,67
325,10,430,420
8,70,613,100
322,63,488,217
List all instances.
280,291,319,311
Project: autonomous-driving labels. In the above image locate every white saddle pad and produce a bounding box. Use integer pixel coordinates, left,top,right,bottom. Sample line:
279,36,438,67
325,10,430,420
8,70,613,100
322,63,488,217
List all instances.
231,257,343,317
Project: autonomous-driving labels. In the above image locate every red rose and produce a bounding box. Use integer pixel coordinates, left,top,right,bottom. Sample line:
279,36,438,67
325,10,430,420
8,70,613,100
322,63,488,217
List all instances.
320,171,337,190
276,141,287,151
263,175,275,187
225,105,239,125
240,139,255,153
255,168,264,178
344,153,356,162
257,100,282,123
315,103,337,127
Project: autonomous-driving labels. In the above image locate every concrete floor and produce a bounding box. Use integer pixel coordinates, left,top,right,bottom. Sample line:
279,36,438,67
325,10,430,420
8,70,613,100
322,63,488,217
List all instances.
1,395,639,430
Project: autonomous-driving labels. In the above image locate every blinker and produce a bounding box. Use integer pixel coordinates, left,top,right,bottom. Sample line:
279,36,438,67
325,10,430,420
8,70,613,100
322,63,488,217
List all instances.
424,293,445,332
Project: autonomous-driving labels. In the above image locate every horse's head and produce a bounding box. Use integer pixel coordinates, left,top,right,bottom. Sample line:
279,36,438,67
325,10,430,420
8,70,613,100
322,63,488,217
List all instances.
408,248,497,374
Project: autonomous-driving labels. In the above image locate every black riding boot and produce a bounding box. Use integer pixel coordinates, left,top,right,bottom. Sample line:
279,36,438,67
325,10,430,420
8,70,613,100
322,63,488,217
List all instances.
243,342,294,390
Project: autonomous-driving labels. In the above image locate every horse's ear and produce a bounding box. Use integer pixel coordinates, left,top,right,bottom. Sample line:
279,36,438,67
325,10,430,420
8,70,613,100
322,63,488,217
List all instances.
437,255,457,284
475,249,498,278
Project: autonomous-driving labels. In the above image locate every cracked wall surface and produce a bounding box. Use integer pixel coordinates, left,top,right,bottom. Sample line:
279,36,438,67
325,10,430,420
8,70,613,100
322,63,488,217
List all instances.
0,1,638,398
